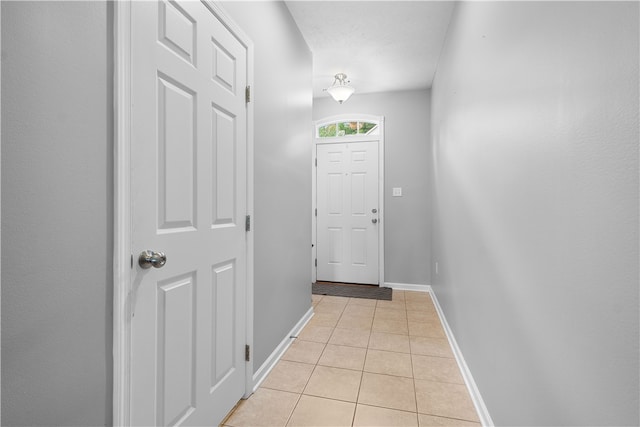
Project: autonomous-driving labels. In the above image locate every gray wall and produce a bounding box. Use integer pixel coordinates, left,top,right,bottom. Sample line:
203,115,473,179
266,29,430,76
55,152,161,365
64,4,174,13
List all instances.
431,2,639,425
221,1,313,372
314,90,431,285
2,2,113,426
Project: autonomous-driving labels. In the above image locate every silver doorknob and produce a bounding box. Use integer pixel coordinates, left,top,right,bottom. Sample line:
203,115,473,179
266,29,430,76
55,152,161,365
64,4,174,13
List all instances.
138,250,167,269
372,218,378,224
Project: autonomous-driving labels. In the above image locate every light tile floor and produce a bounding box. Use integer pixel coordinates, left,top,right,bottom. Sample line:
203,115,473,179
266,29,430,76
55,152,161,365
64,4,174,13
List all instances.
222,291,481,427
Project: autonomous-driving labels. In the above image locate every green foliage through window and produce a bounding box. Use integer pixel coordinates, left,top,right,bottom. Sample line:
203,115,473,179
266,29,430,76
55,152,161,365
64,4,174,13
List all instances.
318,124,336,137
358,122,376,134
338,122,358,136
317,121,378,138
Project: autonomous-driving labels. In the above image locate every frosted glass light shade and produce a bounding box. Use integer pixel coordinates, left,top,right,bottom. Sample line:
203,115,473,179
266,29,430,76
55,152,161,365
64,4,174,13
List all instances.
327,84,355,104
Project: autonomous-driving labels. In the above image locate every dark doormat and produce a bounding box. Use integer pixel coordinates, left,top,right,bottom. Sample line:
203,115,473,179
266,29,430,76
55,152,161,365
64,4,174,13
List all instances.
312,282,392,300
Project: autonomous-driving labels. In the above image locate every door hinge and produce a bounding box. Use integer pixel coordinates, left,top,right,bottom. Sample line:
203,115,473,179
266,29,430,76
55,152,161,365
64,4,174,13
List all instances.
315,208,317,217
245,345,251,362
315,158,317,167
315,258,317,267
245,85,251,103
245,215,251,232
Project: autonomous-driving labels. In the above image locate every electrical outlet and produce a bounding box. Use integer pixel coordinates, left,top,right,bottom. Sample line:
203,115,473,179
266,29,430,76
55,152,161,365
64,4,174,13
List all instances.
435,261,439,275
392,187,402,197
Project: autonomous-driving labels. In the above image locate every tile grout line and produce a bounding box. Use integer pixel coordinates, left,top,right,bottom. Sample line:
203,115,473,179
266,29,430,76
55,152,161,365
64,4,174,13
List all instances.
404,297,420,418
290,297,329,425
346,295,364,427
352,364,364,426
284,338,326,427
410,293,425,421
283,391,303,427
354,303,375,427
283,293,325,426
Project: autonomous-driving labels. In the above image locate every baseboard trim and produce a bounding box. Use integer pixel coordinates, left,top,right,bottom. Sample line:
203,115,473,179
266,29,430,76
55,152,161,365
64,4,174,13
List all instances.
429,290,494,427
384,282,431,292
249,307,314,394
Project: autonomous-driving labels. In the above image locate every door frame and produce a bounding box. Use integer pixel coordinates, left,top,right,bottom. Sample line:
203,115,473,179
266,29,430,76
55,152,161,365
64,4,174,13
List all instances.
312,115,385,286
113,2,254,425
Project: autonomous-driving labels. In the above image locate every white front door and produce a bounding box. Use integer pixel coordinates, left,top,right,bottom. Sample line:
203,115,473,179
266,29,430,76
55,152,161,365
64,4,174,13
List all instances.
129,1,249,425
316,141,379,284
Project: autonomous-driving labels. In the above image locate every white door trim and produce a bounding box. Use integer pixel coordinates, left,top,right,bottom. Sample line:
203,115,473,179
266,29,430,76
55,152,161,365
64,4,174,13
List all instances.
312,115,385,286
1,3,3,420
112,2,254,424
113,3,131,423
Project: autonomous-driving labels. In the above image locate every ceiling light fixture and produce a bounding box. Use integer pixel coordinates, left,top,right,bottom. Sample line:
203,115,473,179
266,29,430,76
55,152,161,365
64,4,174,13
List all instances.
325,73,355,104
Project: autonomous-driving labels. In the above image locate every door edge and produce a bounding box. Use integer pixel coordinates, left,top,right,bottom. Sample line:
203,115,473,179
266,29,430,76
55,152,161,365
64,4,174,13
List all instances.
202,0,257,400
113,2,132,425
200,0,255,400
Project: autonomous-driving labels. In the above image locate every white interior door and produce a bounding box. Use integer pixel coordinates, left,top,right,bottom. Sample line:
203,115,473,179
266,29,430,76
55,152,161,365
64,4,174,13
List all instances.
129,1,249,425
316,141,379,284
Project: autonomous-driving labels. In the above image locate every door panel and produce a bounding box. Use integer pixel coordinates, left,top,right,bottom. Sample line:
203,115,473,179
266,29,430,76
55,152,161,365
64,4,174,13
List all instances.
130,1,248,425
317,141,379,284
351,228,367,266
351,173,366,215
157,273,196,426
158,0,196,64
328,173,343,214
157,75,196,231
211,261,236,387
328,227,343,264
212,106,237,226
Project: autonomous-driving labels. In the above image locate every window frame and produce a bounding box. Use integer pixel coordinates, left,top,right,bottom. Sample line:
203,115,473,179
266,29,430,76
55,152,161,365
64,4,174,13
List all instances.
315,116,381,141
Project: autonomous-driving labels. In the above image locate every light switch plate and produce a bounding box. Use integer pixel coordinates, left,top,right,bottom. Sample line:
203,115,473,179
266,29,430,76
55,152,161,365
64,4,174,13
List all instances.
392,187,402,197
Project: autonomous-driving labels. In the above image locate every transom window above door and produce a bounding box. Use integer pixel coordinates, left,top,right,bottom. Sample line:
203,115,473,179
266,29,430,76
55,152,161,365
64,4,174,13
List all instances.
317,120,379,138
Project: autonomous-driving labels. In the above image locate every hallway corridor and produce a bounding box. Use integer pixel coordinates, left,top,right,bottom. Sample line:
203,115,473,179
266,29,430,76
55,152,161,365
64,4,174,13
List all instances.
223,291,481,426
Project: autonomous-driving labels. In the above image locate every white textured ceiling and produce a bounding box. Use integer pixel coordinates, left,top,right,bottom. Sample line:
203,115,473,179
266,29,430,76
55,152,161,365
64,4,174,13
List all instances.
284,1,455,99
